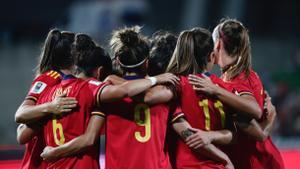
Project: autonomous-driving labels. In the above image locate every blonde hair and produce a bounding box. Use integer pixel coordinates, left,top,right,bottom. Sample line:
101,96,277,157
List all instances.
166,28,213,75
213,18,252,80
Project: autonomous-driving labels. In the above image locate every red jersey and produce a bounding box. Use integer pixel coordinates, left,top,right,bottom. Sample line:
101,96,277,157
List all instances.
103,89,183,169
174,73,251,169
224,69,284,169
21,70,62,169
39,75,107,169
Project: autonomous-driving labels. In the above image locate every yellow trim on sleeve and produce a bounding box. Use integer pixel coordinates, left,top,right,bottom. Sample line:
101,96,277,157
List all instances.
239,91,253,96
25,96,38,102
171,113,185,123
91,111,106,117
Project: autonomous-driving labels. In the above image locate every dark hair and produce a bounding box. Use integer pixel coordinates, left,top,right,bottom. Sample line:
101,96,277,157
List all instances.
148,31,177,76
213,18,251,79
166,27,213,75
110,26,149,73
36,29,75,75
73,34,112,80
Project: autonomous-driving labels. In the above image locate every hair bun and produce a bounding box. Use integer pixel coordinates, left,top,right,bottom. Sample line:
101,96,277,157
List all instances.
119,27,140,47
75,33,95,51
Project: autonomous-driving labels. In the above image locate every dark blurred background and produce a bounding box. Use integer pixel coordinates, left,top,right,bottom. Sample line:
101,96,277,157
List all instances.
0,0,299,148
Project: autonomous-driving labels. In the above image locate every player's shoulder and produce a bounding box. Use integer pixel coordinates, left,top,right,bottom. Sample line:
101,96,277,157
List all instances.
249,69,262,82
28,71,62,97
34,70,62,85
179,75,188,82
87,78,103,86
206,73,222,83
84,78,108,93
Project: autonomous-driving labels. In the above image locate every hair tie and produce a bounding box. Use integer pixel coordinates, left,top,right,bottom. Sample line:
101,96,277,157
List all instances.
117,57,147,68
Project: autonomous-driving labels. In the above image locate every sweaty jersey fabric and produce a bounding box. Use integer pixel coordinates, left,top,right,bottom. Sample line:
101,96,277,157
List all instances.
223,69,285,169
40,76,106,169
21,70,62,169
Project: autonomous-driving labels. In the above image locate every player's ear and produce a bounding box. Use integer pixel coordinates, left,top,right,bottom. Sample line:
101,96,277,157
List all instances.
215,39,221,52
96,66,104,81
145,58,149,69
210,52,218,64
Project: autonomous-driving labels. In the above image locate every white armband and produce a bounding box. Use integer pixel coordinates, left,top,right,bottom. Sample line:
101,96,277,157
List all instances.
146,76,157,86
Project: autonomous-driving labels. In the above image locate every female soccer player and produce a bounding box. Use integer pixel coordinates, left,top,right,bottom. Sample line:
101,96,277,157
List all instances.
165,27,254,169
38,32,179,169
15,29,77,169
189,19,284,169
86,26,184,169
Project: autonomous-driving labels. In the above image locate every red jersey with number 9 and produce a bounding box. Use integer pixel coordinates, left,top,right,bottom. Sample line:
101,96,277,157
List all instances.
103,94,182,169
21,70,62,169
174,73,252,169
39,76,107,169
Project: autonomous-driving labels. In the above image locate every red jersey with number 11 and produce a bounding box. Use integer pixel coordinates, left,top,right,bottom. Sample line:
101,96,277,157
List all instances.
174,73,252,169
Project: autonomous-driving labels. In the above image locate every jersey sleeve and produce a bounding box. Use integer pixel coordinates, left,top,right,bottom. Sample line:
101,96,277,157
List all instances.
25,71,61,102
168,99,185,123
170,106,185,123
232,82,254,96
87,79,109,109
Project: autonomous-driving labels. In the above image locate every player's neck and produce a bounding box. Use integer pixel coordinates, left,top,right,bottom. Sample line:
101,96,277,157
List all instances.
77,72,89,80
123,72,146,78
60,69,73,76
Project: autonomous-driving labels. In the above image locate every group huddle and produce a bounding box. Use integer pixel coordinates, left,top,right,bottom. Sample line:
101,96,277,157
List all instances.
15,18,285,169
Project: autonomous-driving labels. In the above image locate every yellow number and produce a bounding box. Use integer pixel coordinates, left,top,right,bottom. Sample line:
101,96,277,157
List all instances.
214,101,226,128
52,115,65,145
199,100,227,130
199,99,211,130
134,103,151,143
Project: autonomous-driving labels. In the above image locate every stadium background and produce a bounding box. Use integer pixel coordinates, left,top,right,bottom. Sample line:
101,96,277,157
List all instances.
0,0,299,168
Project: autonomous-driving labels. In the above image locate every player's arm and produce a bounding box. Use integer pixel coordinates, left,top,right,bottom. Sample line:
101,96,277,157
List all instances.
41,114,105,161
195,144,234,169
172,118,234,168
100,73,179,103
15,94,77,124
143,85,174,105
173,118,233,146
238,96,276,141
188,74,262,119
104,74,126,85
16,124,38,144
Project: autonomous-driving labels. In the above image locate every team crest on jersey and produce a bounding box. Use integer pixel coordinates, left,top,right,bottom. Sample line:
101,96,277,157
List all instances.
89,80,101,86
30,81,47,94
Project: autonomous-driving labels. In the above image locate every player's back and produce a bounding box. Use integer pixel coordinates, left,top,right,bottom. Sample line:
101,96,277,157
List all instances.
21,70,62,169
104,97,172,169
175,74,227,169
226,69,284,169
41,75,103,169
